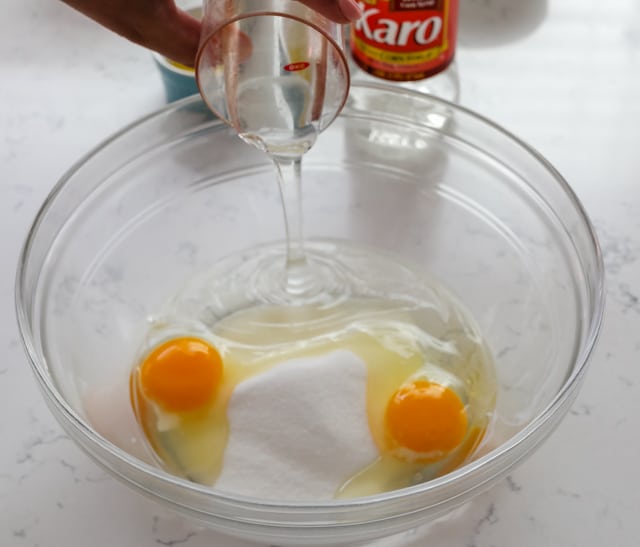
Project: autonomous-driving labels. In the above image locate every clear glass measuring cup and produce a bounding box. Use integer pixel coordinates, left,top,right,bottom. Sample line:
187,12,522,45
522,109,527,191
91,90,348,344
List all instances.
195,0,350,153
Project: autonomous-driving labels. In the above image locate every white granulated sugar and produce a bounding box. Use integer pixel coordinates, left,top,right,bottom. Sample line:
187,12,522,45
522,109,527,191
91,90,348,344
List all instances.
214,350,378,501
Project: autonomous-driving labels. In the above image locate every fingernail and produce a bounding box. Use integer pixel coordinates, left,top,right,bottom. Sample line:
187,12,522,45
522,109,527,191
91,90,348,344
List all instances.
338,0,363,22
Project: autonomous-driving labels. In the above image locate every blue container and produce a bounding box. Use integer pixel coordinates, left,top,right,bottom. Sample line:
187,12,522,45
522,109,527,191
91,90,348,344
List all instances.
152,53,200,103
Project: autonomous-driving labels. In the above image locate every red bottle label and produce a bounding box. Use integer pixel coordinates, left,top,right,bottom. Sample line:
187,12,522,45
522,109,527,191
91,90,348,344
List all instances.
350,0,458,81
284,62,310,72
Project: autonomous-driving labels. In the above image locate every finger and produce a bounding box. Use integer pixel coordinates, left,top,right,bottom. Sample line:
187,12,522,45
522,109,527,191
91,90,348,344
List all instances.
61,0,203,67
297,0,363,24
145,4,202,67
199,28,253,67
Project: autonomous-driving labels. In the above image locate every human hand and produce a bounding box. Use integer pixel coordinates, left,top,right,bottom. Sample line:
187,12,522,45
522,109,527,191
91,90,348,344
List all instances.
61,0,362,67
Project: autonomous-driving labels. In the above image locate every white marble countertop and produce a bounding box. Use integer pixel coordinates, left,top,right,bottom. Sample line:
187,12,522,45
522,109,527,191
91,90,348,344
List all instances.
1,0,639,545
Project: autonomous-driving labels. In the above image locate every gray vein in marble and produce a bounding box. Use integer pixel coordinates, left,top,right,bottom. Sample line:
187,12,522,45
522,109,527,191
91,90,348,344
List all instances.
10,183,34,195
505,475,522,492
53,275,80,315
617,375,634,387
20,431,69,455
176,241,198,266
596,223,639,276
615,283,640,315
7,184,34,212
495,344,516,359
152,516,200,547
156,532,198,546
83,471,111,483
557,488,582,500
13,409,71,485
10,513,40,543
473,502,498,536
614,417,628,428
505,324,523,337
596,498,624,531
570,403,593,417
59,458,80,483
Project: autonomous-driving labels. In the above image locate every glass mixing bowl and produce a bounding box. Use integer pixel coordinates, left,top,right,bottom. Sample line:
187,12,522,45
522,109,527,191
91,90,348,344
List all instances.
16,83,604,546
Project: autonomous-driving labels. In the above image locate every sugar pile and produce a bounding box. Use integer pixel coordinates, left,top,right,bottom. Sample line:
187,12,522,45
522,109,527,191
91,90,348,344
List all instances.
214,350,379,500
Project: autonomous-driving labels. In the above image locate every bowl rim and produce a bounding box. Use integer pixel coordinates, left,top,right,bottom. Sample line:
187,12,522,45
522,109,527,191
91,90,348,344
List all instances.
14,83,606,514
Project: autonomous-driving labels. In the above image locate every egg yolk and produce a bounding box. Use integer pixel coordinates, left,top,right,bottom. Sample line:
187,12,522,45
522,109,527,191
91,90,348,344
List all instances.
385,380,468,459
137,337,223,413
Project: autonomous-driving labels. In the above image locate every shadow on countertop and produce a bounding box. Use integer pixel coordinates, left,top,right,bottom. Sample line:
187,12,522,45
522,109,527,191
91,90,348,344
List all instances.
458,0,548,48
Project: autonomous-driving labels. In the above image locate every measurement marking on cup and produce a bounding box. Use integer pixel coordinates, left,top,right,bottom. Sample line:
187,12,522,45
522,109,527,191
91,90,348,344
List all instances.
284,62,310,72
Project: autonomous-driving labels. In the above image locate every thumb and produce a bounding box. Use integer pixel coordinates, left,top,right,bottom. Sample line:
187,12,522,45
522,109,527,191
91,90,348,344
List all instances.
297,0,363,24
144,4,203,67
61,0,203,68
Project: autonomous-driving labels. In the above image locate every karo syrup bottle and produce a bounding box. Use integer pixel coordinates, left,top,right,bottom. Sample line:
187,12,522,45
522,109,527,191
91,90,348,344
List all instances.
349,0,460,101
